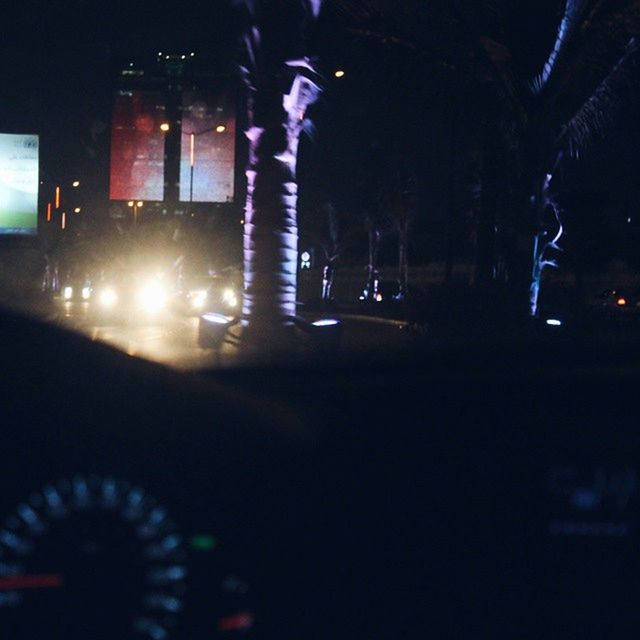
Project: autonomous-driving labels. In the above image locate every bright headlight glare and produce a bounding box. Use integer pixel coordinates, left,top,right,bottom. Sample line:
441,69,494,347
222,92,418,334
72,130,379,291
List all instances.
81,286,91,300
139,282,166,312
63,286,73,300
190,290,208,309
223,288,238,307
99,288,117,307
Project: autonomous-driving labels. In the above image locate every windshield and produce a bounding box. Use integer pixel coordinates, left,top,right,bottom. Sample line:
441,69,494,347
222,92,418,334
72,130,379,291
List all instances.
2,1,640,368
3,3,640,639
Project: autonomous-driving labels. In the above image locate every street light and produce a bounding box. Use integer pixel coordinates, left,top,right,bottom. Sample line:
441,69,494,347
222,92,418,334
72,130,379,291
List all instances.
215,125,226,133
127,200,143,228
334,69,345,78
189,133,195,207
72,180,80,187
160,122,170,132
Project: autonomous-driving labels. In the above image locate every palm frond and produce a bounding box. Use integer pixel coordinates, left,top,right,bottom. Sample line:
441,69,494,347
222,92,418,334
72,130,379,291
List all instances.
562,37,640,157
533,0,593,94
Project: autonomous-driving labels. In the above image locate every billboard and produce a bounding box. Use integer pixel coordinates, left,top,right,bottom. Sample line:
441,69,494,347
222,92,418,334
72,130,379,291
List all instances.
110,90,166,201
0,133,38,235
180,90,236,203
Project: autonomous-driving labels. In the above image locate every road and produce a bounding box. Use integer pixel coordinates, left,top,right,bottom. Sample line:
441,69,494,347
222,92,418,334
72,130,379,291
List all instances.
51,301,418,370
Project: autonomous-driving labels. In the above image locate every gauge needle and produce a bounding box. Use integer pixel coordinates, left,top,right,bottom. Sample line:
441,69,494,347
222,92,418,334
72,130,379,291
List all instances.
0,574,65,590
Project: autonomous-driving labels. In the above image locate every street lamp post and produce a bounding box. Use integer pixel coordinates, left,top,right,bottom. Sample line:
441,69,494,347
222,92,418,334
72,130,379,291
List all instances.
189,132,195,209
127,200,143,228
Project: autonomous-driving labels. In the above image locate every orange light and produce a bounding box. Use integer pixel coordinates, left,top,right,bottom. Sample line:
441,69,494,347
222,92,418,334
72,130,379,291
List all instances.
61,212,66,230
55,187,60,209
617,297,627,306
46,202,52,222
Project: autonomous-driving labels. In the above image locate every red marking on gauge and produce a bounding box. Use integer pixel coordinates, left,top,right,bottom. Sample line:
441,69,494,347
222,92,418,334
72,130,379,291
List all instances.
0,574,65,591
217,611,254,632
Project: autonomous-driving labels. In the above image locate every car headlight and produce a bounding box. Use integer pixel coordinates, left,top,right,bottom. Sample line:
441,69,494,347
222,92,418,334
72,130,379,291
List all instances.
139,282,166,312
222,288,238,308
63,286,73,301
189,290,208,309
98,287,118,308
81,286,91,300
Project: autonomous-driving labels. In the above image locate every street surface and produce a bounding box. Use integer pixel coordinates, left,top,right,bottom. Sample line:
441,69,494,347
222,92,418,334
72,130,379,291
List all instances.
49,300,418,370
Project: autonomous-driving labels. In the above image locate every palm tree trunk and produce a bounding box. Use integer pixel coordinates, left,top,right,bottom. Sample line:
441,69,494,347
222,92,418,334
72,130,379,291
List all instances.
242,67,320,348
361,227,380,301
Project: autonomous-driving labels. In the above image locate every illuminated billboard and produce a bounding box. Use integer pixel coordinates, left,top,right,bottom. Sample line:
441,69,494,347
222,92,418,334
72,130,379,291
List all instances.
0,133,38,235
110,90,166,201
180,90,235,203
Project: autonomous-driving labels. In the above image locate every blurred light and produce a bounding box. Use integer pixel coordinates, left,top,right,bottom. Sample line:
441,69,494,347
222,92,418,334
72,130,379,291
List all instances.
72,180,80,187
545,318,562,326
81,286,91,300
334,69,345,78
190,290,208,309
215,125,226,133
240,219,245,225
181,54,186,60
217,613,254,633
136,201,143,208
46,202,52,222
222,288,237,307
74,207,81,213
301,251,311,262
99,288,117,308
128,200,134,207
61,212,66,230
160,122,170,132
375,293,383,302
617,297,627,306
139,282,166,312
312,319,339,327
63,286,73,301
190,52,195,57
55,186,60,209
201,313,233,325
189,535,216,551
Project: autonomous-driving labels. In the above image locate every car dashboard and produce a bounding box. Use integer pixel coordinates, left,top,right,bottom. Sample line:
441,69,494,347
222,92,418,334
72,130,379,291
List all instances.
1,309,640,638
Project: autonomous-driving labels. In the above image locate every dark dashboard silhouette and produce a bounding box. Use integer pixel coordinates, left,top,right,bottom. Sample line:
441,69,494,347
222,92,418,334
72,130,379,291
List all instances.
0,308,638,638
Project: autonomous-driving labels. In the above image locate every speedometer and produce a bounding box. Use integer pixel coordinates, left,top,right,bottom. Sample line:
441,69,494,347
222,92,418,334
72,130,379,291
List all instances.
0,476,187,639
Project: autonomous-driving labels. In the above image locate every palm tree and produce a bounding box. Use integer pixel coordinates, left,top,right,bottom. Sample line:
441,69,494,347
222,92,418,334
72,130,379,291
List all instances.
236,0,323,348
336,0,640,315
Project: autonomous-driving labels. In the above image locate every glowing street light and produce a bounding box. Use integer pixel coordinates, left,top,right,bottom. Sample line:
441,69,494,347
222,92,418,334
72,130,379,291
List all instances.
160,122,170,132
334,69,345,78
74,207,81,214
72,180,80,187
215,125,226,133
127,200,143,228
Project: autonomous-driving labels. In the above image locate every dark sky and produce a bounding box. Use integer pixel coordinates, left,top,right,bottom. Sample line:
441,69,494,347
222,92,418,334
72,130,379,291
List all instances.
2,0,639,267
